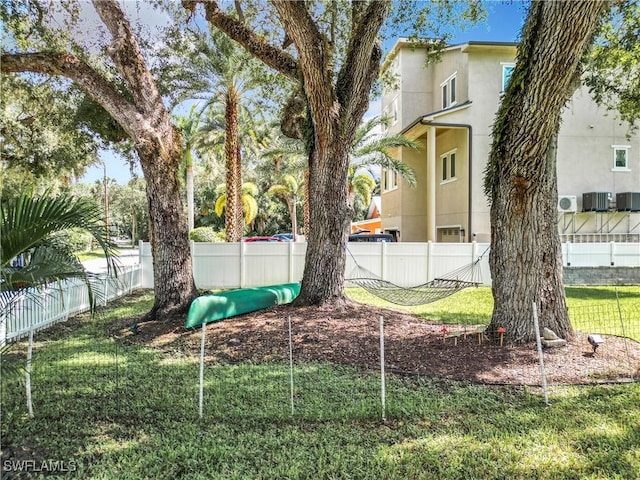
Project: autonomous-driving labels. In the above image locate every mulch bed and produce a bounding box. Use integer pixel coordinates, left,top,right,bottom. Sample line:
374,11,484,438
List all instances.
123,300,640,386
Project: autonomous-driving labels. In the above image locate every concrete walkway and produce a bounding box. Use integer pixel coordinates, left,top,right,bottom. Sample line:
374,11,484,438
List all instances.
83,248,140,274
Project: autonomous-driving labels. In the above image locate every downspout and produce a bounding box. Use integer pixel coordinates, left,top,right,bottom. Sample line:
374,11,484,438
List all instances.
419,120,473,243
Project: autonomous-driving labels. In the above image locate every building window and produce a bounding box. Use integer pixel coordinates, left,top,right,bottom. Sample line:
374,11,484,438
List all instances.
440,73,457,109
382,168,398,192
502,63,515,92
612,145,630,171
441,150,457,183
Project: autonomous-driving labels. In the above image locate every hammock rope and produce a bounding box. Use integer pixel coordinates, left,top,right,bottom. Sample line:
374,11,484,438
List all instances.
346,248,488,306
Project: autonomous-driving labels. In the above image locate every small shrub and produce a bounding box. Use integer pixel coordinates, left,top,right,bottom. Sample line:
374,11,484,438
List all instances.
51,228,93,253
189,227,222,242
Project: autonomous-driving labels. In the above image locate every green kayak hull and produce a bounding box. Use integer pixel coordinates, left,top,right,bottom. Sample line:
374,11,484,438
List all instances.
185,283,300,328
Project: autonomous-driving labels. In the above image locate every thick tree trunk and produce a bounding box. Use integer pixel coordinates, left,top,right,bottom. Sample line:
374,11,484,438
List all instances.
296,143,352,305
486,0,609,343
138,130,198,318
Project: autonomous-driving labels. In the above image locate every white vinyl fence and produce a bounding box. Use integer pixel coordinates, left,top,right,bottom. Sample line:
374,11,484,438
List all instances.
2,264,142,344
139,241,639,290
563,241,640,267
139,241,493,290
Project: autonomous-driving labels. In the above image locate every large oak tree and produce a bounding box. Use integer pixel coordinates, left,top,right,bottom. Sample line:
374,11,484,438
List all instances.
188,0,391,305
1,0,198,319
485,0,610,343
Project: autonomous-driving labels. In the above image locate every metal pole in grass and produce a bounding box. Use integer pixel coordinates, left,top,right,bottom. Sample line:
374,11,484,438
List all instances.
199,322,206,419
26,329,34,418
288,315,294,416
380,316,386,421
615,289,634,380
532,303,549,406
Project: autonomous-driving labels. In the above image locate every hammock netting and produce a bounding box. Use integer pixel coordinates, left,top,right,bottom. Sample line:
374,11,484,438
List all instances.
346,257,484,306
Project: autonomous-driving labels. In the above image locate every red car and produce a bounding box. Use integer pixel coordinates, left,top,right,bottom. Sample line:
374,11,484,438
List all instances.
243,236,283,242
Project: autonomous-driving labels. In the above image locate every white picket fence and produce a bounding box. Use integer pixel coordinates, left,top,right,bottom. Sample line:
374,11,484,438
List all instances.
2,264,142,343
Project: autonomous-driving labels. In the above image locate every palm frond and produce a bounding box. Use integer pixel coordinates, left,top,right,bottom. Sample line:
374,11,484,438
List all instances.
214,195,226,217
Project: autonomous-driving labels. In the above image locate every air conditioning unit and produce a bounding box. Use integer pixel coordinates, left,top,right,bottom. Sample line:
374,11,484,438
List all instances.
582,192,611,212
557,195,577,213
616,192,640,212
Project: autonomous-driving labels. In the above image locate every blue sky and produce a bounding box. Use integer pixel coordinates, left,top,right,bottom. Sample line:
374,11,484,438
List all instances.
81,1,528,185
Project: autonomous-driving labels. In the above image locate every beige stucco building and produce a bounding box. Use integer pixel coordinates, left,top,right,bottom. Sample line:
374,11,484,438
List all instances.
381,40,640,243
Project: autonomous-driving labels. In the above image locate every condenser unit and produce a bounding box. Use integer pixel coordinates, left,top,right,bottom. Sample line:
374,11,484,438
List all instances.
557,195,577,213
616,192,640,212
582,192,611,212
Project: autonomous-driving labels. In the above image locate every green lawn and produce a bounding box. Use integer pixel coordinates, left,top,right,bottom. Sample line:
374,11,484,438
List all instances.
2,288,640,479
347,285,640,323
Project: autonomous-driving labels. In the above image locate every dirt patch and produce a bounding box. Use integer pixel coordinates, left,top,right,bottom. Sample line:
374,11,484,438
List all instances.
119,300,640,386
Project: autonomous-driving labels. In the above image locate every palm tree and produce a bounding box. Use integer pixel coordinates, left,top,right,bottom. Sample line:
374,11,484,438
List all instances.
1,190,116,342
174,104,203,232
165,29,264,242
347,168,377,215
349,116,419,208
213,182,259,234
267,174,303,240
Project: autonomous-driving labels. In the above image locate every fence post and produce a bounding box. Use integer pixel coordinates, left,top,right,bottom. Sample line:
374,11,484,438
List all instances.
427,241,433,281
129,264,135,293
381,241,387,281
138,240,145,287
532,302,549,406
190,241,196,285
610,241,615,266
103,274,109,306
288,315,295,416
379,316,386,422
26,329,34,418
64,279,72,321
565,241,572,266
240,242,246,288
0,312,6,347
198,322,206,419
288,241,294,283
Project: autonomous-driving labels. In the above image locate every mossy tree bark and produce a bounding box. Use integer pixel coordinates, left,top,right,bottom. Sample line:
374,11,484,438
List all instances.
485,0,610,343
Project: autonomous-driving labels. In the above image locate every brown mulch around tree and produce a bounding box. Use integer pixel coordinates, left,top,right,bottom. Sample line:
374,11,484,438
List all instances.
119,298,640,386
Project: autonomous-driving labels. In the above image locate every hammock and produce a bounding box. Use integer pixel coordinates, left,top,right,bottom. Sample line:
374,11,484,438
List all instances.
346,249,487,306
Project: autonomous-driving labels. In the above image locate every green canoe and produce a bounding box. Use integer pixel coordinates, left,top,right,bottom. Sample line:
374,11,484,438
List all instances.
185,283,301,328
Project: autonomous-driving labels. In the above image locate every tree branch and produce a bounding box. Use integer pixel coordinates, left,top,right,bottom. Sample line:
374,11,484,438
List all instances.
1,52,143,140
91,0,164,119
337,1,390,130
273,1,336,127
192,0,299,80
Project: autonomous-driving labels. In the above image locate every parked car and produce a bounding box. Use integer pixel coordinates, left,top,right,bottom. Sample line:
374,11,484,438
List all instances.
243,236,284,242
272,233,294,242
348,233,394,243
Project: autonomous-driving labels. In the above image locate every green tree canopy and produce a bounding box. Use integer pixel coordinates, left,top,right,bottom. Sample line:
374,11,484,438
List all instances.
584,0,640,133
